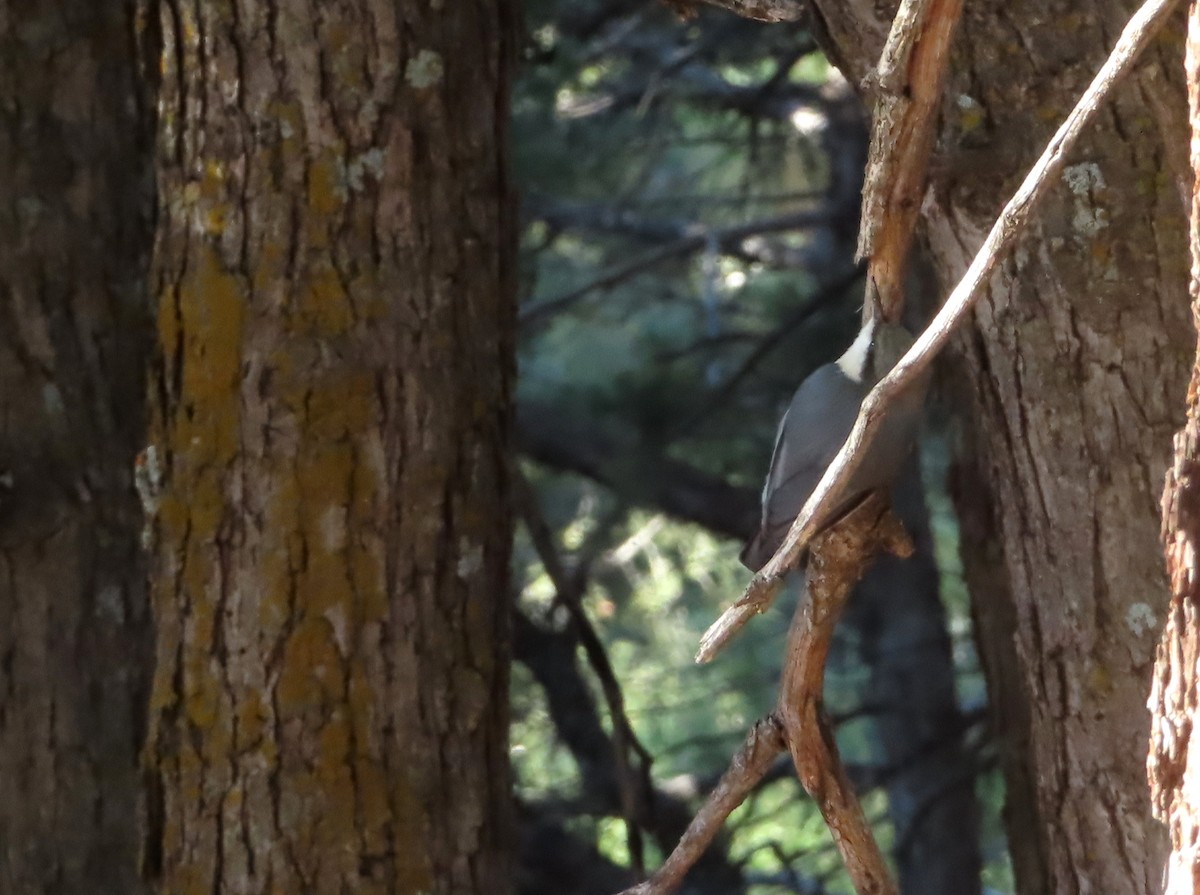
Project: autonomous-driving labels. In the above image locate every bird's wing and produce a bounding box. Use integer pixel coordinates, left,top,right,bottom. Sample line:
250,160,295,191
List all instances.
761,365,862,530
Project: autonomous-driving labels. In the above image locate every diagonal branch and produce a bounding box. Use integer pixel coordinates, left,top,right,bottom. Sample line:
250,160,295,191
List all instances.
697,0,1185,663
673,265,864,436
615,717,788,895
514,470,656,875
687,0,806,22
614,495,911,895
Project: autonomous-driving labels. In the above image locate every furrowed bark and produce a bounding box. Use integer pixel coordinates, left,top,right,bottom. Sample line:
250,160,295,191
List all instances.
142,2,518,891
0,3,155,892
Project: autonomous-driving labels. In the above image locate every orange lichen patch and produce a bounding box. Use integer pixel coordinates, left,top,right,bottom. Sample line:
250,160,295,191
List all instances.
295,452,355,616
1087,662,1114,697
177,738,206,805
348,665,392,841
252,239,288,296
256,466,303,635
299,263,354,335
275,616,347,717
314,709,356,837
307,151,345,220
351,541,388,619
350,276,390,323
305,371,375,440
236,689,270,750
173,244,246,465
205,206,228,236
200,159,226,199
322,22,367,93
392,771,435,891
183,603,221,730
958,105,984,132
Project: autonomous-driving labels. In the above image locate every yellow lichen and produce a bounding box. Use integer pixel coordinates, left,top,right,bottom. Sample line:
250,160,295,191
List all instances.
275,616,346,716
307,151,345,220
299,263,353,335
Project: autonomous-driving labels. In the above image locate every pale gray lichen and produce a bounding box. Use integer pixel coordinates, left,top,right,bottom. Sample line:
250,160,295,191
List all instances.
344,147,386,192
1062,162,1110,237
1063,162,1105,195
457,540,484,579
406,49,444,89
1125,602,1156,638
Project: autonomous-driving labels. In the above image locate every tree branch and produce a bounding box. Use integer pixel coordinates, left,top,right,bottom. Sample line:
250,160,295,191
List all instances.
697,0,1185,663
615,717,788,895
775,496,912,895
613,496,911,895
687,0,806,23
517,400,760,539
515,471,655,874
857,0,963,316
520,208,828,325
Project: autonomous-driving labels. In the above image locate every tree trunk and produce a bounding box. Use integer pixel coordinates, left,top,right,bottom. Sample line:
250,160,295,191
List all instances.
811,1,1190,892
0,3,155,892
141,2,517,892
1147,4,1200,891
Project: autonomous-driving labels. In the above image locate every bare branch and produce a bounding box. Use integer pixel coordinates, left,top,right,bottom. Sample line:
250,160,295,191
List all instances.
688,0,807,23
520,208,828,326
775,496,912,895
857,0,964,315
516,399,760,539
613,497,911,895
614,717,788,895
515,471,655,874
697,0,1185,663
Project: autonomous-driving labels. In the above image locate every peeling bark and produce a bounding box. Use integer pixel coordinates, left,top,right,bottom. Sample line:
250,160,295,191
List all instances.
1148,3,1200,891
0,3,155,892
813,1,1190,892
142,2,517,892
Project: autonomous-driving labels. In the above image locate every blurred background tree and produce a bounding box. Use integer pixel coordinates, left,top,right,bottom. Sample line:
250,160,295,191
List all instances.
509,3,1004,892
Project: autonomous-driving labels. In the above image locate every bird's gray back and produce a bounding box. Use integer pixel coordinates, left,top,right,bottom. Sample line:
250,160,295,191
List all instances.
762,364,863,531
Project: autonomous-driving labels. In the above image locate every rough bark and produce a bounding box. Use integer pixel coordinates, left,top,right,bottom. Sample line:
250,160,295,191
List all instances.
141,2,517,892
0,3,155,893
1148,3,1200,891
811,1,1190,892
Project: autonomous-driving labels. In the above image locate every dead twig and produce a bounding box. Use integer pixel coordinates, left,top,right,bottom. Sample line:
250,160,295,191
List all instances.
520,209,827,326
614,717,788,895
515,471,656,876
858,0,964,316
698,0,1184,663
776,495,912,895
614,497,910,895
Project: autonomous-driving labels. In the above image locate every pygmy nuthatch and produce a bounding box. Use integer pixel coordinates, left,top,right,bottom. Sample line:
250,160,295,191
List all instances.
740,315,930,571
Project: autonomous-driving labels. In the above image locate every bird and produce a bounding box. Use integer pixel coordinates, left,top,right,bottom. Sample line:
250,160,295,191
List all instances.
739,314,930,572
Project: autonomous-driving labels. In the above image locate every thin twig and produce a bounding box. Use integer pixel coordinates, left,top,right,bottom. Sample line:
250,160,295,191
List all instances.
614,717,788,895
520,209,827,326
697,0,1184,663
673,265,864,437
514,471,655,875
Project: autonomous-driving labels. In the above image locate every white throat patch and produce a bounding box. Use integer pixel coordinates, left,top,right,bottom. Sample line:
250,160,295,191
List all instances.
836,318,878,383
